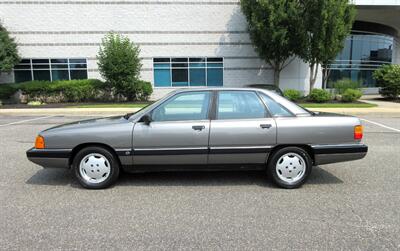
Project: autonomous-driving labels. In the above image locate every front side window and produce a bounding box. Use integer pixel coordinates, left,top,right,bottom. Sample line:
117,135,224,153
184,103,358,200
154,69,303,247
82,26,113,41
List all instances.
259,93,293,117
153,57,223,87
13,58,88,83
152,92,211,122
217,91,267,120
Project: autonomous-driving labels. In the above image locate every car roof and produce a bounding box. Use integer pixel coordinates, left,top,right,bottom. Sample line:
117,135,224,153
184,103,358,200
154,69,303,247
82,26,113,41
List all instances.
172,87,274,94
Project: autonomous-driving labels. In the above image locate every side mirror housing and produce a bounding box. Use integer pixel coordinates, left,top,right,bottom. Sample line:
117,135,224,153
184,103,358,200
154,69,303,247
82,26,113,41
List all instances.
141,114,152,125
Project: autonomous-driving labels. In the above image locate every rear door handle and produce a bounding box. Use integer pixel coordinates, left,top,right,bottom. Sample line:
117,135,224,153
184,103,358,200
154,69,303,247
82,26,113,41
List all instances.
260,124,272,129
192,125,205,131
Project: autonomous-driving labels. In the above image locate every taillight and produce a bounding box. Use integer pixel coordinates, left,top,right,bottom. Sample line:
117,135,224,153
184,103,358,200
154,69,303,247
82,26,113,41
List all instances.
35,135,45,149
354,125,363,140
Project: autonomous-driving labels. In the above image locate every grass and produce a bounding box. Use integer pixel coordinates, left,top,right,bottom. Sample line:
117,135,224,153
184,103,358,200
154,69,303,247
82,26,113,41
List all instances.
298,102,377,108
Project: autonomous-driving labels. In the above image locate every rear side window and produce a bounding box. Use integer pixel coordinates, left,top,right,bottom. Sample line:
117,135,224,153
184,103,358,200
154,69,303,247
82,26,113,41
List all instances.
259,93,293,117
217,91,267,120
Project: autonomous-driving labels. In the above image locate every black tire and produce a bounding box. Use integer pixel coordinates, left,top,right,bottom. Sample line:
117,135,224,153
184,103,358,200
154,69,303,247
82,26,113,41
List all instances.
73,146,120,189
267,147,312,189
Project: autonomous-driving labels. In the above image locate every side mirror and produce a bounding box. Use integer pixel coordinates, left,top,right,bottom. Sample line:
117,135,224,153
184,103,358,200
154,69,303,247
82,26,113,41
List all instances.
141,114,152,125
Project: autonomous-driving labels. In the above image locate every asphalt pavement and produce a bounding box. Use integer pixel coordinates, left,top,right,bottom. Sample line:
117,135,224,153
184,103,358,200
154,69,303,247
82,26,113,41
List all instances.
0,113,399,250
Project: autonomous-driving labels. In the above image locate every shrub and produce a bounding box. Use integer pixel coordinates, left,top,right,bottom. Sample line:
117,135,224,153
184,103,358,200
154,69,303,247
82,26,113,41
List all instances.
308,89,331,103
283,89,303,101
341,89,362,102
0,84,17,99
135,80,153,101
373,64,400,99
97,33,142,101
333,79,361,95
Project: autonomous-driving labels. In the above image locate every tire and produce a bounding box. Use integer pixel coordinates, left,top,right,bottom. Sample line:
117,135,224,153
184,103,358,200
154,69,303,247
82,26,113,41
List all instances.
73,146,120,189
267,147,312,189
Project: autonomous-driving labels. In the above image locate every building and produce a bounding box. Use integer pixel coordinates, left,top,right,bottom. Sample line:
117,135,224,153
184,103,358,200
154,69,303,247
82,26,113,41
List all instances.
0,0,399,99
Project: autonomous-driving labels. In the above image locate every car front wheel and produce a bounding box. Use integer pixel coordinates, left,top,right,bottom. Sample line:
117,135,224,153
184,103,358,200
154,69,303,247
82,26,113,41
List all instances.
268,147,312,189
73,146,120,189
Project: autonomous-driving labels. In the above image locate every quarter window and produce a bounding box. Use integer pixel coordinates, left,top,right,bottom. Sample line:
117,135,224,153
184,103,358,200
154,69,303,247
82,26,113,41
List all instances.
152,92,211,122
259,93,293,117
217,91,267,120
153,57,223,87
13,58,88,83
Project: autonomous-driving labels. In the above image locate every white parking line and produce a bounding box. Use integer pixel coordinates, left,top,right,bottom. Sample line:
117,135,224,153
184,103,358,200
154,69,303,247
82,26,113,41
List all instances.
361,118,400,133
0,115,56,127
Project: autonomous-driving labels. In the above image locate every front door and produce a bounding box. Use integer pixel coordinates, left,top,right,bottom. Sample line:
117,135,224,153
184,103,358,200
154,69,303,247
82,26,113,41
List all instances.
208,90,277,164
133,91,212,166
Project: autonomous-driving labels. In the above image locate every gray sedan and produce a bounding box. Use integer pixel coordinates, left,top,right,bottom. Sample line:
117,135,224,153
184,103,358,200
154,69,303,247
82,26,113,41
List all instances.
27,88,368,189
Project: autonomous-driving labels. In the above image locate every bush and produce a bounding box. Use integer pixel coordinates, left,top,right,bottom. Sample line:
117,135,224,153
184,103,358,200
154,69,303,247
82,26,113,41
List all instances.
373,64,400,99
308,89,331,103
283,89,303,101
97,33,142,101
333,79,361,95
341,89,362,102
135,80,153,101
0,84,17,99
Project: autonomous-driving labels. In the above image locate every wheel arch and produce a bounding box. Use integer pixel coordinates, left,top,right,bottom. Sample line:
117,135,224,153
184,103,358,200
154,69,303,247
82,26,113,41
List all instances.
69,143,121,168
268,144,315,165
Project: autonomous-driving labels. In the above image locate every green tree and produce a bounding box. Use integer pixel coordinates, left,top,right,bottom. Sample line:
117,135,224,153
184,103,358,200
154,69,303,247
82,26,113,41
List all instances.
97,33,142,100
373,64,400,99
240,0,305,87
0,22,20,73
300,0,356,92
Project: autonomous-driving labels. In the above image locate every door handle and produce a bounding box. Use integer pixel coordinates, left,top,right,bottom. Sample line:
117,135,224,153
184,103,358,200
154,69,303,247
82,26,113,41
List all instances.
260,124,272,129
192,125,205,131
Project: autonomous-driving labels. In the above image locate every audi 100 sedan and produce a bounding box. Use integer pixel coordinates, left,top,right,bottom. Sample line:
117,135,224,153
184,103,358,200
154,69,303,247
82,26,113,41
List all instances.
27,88,368,189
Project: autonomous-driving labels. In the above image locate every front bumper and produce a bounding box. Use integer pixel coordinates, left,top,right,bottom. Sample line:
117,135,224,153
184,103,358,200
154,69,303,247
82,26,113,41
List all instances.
311,144,368,165
26,147,72,168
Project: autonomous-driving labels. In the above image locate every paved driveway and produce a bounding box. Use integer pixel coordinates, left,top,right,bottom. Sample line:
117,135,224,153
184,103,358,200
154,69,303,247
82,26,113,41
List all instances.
0,114,399,250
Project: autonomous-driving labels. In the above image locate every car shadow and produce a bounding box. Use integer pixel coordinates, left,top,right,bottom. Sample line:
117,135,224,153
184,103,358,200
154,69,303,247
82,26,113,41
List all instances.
26,166,342,188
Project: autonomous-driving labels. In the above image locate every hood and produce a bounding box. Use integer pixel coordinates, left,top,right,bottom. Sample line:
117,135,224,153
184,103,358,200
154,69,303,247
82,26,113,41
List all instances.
42,115,128,133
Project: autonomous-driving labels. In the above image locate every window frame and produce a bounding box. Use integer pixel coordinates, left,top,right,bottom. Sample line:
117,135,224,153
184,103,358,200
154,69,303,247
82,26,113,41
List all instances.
147,90,214,122
13,58,88,83
153,57,224,88
214,90,272,120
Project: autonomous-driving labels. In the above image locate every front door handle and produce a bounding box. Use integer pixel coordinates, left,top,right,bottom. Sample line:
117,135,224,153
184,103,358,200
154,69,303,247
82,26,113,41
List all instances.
192,125,205,131
260,124,272,129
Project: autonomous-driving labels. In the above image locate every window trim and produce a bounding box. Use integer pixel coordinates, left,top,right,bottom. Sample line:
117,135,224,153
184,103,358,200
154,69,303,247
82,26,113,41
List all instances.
214,90,271,121
153,57,224,88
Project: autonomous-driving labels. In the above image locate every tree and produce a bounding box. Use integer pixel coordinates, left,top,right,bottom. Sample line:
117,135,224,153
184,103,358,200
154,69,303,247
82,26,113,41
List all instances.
300,0,356,92
0,22,20,73
240,0,305,87
97,33,142,100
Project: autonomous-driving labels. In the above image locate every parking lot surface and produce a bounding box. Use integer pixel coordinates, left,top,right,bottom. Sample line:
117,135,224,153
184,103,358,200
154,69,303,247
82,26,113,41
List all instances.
0,113,399,250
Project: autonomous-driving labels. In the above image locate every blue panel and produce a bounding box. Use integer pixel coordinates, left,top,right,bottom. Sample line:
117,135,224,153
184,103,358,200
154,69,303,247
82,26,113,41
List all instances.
189,68,206,86
154,68,171,87
207,68,223,86
207,63,223,68
154,63,170,68
172,82,189,87
189,63,206,67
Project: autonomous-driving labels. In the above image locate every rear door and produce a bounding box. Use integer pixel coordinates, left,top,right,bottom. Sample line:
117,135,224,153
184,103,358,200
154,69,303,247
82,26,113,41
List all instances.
133,91,211,166
208,90,277,164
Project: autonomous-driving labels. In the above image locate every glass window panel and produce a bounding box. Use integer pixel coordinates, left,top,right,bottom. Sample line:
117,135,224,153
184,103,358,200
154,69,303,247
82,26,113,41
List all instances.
207,63,223,68
32,64,49,69
154,58,170,63
207,68,223,86
32,59,49,64
69,59,86,64
190,68,206,86
189,58,205,62
52,70,69,81
207,58,223,62
172,58,188,62
172,63,187,68
172,68,188,86
14,71,32,83
51,59,68,63
14,64,31,69
154,68,171,87
152,92,211,121
70,70,88,80
69,63,87,69
33,70,51,81
51,64,68,69
190,63,206,67
259,93,292,117
217,91,266,120
20,59,30,64
154,63,170,68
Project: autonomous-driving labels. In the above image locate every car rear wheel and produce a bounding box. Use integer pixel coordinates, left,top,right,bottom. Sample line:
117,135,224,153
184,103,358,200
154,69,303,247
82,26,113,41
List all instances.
267,147,312,189
73,146,120,189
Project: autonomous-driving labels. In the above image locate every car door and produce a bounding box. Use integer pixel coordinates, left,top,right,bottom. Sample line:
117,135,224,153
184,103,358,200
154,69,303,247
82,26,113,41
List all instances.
133,91,212,166
208,90,277,164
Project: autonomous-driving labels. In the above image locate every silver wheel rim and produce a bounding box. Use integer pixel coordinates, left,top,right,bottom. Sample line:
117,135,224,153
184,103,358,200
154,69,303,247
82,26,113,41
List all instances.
79,153,111,184
276,152,306,184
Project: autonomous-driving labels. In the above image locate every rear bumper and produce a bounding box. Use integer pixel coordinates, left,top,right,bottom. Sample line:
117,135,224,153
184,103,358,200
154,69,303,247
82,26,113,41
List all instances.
311,144,368,165
26,148,71,168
